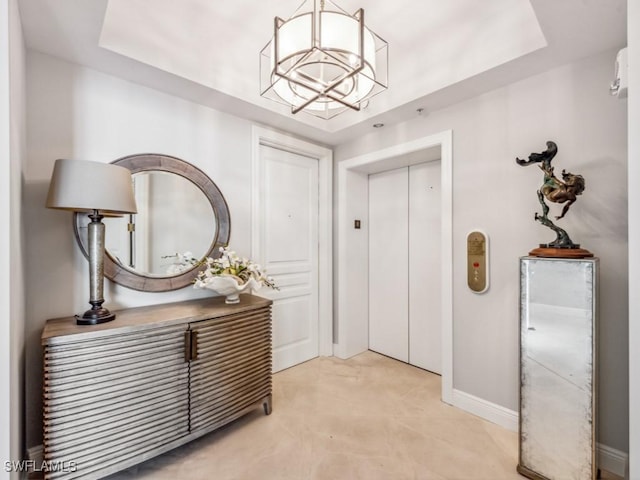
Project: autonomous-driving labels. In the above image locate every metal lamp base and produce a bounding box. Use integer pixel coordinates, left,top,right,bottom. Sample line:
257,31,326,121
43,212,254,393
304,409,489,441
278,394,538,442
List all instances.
77,210,117,326
76,308,116,325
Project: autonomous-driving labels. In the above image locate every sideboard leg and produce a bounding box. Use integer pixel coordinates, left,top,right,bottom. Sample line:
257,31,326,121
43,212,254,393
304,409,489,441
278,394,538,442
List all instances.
263,395,273,415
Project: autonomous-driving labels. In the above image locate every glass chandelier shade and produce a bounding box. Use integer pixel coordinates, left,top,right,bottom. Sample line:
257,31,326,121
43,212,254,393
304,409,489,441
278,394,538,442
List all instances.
260,0,388,120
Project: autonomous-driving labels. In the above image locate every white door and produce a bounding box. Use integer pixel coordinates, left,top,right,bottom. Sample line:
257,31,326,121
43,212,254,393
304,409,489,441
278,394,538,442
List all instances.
409,162,441,373
368,162,442,373
255,144,319,372
368,167,409,362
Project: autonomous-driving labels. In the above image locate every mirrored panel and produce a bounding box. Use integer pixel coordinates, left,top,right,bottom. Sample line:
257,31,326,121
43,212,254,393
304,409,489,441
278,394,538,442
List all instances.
74,154,230,292
518,257,597,480
102,171,216,276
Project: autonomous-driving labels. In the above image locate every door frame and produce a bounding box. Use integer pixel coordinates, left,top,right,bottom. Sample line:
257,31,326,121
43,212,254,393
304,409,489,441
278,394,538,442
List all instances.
335,130,453,404
251,125,333,357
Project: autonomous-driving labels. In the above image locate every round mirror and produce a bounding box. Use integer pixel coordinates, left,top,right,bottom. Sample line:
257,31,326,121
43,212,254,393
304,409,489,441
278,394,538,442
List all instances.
74,153,231,292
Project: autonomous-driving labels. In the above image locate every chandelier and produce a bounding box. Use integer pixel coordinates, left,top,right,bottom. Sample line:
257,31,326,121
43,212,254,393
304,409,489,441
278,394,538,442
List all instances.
259,0,388,120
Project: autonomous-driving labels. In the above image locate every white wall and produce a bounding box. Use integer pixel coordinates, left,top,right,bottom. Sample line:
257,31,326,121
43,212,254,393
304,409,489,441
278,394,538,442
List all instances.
0,0,12,473
627,0,639,476
334,171,369,358
1,0,26,477
335,49,629,453
24,51,264,448
8,0,25,474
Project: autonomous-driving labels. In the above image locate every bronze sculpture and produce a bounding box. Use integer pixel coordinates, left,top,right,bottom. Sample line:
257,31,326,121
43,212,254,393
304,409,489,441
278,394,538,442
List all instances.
516,141,591,257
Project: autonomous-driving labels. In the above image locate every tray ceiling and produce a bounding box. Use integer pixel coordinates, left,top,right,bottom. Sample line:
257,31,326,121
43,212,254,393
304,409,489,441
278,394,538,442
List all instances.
18,0,626,145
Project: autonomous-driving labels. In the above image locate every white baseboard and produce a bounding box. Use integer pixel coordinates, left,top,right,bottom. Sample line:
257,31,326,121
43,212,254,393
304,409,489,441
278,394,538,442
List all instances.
452,388,519,432
27,444,43,464
597,443,628,478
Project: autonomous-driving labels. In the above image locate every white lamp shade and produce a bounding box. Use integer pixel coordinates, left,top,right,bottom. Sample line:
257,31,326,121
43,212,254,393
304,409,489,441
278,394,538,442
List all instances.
46,159,138,214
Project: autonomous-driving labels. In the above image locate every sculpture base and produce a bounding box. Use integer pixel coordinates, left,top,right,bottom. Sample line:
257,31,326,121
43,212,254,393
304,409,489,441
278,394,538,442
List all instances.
529,246,594,258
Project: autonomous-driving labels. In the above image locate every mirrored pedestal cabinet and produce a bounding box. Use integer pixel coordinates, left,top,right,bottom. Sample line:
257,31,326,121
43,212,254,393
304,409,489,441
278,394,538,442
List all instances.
41,295,272,480
518,257,598,480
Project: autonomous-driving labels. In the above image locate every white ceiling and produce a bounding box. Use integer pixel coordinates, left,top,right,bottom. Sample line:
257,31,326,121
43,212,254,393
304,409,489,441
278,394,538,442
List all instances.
18,0,626,146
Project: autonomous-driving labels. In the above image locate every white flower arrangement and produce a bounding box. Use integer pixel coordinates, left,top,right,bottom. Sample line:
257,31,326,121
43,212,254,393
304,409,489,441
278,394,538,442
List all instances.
193,246,277,290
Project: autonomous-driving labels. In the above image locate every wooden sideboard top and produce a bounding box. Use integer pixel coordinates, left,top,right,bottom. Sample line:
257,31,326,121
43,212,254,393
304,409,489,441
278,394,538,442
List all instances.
42,294,272,346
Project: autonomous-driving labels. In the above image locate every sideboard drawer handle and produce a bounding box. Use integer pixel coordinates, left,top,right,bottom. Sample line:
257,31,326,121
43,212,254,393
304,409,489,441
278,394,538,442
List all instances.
191,330,199,361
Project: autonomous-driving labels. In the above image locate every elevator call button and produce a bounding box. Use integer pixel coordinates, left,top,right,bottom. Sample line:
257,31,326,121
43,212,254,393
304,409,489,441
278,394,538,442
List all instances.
467,230,489,293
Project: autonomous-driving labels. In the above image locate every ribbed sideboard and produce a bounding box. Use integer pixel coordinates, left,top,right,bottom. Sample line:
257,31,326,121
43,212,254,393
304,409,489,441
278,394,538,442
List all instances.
41,295,272,480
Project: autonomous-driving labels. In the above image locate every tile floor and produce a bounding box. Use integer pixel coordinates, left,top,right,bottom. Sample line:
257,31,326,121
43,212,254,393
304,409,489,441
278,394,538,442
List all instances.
105,351,619,480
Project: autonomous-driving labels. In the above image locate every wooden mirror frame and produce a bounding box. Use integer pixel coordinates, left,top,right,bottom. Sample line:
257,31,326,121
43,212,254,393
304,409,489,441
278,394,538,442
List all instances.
74,153,231,292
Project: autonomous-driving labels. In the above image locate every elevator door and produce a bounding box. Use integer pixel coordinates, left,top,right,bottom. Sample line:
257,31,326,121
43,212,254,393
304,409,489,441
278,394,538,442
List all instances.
368,161,441,373
368,167,409,362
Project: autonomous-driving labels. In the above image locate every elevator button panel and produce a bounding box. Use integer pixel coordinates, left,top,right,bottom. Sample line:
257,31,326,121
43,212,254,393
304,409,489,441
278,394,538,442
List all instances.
467,230,489,293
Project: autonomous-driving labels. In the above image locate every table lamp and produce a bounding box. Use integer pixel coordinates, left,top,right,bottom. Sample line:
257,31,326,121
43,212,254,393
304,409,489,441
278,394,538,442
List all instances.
46,159,137,325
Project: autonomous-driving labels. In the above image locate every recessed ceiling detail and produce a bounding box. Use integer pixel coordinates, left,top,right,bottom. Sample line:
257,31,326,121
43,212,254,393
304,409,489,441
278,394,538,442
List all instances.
98,0,546,130
18,0,626,144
